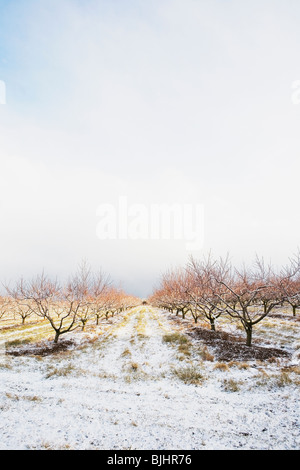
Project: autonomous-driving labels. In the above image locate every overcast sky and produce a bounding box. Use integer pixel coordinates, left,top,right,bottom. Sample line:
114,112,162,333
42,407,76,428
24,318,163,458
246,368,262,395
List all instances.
0,0,300,297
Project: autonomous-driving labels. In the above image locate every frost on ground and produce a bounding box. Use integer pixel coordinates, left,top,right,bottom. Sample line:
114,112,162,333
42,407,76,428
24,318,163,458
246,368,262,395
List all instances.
0,307,299,450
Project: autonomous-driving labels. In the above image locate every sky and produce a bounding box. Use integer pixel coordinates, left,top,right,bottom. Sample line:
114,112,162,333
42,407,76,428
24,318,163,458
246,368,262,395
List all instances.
0,0,300,298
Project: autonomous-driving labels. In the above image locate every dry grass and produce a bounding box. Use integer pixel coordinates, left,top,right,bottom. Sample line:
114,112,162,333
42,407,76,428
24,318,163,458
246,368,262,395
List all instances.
5,392,42,402
198,345,214,362
5,337,34,348
130,361,139,371
121,347,131,357
214,362,230,372
173,365,206,385
136,311,148,339
162,332,189,345
227,361,250,370
222,378,242,392
45,363,76,379
252,368,300,389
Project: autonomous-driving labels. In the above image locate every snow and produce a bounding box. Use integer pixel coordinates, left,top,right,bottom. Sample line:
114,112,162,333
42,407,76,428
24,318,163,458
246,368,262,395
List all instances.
0,307,299,450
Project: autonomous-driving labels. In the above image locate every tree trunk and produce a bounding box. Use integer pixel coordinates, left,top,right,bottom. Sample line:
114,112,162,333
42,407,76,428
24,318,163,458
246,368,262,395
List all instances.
263,302,267,314
209,318,216,331
54,331,60,343
245,325,252,347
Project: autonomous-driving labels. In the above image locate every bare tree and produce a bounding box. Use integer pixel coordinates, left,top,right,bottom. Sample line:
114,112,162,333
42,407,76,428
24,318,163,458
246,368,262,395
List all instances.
12,300,34,325
279,251,300,316
7,273,80,343
0,296,11,323
187,254,230,329
150,251,300,346
101,287,126,319
70,260,95,331
4,278,37,325
91,270,112,325
210,258,284,346
150,268,191,319
4,260,139,344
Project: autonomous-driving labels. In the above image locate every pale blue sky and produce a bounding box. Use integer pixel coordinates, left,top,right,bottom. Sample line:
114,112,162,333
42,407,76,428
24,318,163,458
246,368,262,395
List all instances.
0,0,300,296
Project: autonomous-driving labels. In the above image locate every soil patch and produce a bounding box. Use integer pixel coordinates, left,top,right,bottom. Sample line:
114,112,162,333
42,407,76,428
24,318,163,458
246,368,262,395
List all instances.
6,339,76,357
188,327,290,362
268,313,300,322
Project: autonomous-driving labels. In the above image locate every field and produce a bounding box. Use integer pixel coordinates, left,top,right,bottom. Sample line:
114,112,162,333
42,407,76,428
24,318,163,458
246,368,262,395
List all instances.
0,306,299,450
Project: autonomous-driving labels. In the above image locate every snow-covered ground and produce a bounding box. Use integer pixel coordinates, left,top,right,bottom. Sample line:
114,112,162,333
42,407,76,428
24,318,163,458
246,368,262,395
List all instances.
0,307,299,450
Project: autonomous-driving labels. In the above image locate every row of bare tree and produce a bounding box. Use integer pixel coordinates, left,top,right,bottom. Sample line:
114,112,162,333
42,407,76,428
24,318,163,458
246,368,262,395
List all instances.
1,261,140,343
149,252,300,346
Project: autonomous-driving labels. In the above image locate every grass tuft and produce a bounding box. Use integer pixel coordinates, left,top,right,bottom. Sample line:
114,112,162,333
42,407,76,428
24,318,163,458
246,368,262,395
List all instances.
173,365,205,384
163,332,189,344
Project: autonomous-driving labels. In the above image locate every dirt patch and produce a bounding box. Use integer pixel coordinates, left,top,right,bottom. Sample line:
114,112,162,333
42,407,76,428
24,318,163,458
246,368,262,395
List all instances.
6,339,76,357
188,327,291,362
268,313,300,322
